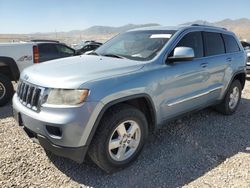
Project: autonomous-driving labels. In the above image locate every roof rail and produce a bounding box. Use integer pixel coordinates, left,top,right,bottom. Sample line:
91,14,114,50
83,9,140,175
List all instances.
30,39,60,43
191,24,227,30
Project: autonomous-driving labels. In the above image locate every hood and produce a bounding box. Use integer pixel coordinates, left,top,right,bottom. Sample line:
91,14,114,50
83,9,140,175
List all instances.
21,55,144,88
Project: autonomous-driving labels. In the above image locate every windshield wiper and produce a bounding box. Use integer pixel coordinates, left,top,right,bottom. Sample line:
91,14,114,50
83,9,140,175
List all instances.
102,53,125,59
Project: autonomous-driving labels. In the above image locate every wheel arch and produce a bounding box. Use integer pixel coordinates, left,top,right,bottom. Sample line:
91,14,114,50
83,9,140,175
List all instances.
232,72,246,90
221,70,246,101
85,94,157,147
0,56,20,81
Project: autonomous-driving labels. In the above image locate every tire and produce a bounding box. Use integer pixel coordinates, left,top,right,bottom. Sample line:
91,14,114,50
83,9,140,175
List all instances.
88,104,148,173
215,80,242,115
0,74,14,106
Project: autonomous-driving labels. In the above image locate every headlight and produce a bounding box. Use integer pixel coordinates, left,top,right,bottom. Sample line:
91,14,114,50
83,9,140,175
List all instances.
46,89,89,106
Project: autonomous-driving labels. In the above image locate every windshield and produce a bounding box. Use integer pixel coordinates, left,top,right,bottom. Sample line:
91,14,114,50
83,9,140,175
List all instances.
95,30,176,61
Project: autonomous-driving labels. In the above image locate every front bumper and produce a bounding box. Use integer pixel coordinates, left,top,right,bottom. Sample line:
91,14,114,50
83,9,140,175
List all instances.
13,94,104,162
17,121,87,163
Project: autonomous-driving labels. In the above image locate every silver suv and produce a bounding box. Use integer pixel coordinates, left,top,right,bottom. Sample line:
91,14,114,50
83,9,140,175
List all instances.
13,25,246,173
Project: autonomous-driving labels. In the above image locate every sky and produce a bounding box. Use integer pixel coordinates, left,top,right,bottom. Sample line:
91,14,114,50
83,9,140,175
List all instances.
0,0,250,34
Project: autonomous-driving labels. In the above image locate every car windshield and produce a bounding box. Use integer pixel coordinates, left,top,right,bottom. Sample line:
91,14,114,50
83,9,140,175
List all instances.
95,30,176,61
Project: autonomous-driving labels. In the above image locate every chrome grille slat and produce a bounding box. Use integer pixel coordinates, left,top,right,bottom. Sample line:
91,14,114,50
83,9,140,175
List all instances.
33,88,41,107
22,85,28,102
25,85,31,103
19,83,25,100
17,82,21,95
21,84,27,101
27,87,35,105
30,88,37,107
16,81,44,112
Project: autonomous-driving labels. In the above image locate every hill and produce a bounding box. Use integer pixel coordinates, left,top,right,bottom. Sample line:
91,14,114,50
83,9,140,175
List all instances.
183,18,250,40
1,19,250,44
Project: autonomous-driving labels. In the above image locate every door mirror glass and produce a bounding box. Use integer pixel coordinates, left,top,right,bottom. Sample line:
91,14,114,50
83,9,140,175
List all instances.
168,47,194,62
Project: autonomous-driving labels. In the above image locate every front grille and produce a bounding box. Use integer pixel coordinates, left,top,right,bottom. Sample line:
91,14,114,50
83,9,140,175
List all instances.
247,56,250,63
16,81,44,111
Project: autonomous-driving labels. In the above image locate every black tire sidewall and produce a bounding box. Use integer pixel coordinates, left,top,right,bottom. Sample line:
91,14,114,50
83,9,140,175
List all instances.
0,75,14,106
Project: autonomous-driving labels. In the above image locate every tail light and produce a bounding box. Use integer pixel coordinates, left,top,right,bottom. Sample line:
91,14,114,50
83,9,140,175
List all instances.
33,46,39,63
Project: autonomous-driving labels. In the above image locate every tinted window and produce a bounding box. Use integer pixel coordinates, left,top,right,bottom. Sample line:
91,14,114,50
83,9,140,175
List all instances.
223,34,240,53
80,45,92,53
39,44,58,55
83,45,90,50
89,45,99,50
175,32,203,58
203,32,225,56
56,44,75,56
85,45,94,50
241,41,250,50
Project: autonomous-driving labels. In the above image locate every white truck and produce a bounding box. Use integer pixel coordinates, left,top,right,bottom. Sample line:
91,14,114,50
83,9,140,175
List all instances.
0,40,76,106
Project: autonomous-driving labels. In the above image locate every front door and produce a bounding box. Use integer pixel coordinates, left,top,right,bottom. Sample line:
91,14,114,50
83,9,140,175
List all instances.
159,31,210,120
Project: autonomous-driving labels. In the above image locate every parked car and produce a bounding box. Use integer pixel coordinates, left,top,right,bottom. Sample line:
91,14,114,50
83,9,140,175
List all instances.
0,40,76,106
75,41,102,55
241,41,250,74
13,24,246,173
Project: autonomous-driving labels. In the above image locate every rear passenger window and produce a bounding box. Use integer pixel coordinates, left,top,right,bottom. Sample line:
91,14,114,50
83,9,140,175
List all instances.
203,32,225,56
39,44,58,55
222,34,240,53
175,32,203,58
241,41,250,50
56,44,75,56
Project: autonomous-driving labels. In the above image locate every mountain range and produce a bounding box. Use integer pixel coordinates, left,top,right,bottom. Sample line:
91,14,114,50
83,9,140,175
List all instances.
182,18,250,40
1,18,250,43
69,23,160,35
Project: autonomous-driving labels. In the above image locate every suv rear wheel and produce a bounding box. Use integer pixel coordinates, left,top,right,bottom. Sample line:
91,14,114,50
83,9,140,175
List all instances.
88,104,148,173
215,80,242,115
0,74,14,106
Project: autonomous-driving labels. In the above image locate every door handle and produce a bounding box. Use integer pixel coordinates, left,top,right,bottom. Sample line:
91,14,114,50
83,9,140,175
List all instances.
226,57,232,62
200,63,208,68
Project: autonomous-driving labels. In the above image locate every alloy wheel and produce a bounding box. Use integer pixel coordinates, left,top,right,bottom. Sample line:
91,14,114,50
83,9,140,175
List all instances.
108,120,141,162
229,86,240,110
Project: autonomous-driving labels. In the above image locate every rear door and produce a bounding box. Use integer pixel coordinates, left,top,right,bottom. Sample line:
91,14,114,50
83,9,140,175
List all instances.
202,32,232,100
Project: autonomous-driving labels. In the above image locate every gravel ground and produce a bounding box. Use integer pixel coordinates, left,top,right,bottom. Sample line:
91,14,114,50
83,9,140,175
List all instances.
0,79,250,188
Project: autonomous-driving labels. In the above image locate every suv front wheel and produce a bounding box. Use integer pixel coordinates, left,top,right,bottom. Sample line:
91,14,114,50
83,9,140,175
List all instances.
88,104,148,173
215,80,242,115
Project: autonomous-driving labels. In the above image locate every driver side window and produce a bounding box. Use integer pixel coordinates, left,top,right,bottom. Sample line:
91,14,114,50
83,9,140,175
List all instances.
173,32,204,58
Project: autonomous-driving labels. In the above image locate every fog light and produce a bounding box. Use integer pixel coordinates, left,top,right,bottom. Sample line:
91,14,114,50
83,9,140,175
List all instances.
46,125,62,138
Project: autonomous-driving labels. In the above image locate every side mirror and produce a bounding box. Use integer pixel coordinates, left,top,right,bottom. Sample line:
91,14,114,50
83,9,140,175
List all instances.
167,47,195,63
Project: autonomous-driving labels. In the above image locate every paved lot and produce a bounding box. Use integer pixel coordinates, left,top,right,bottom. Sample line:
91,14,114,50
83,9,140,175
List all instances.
0,79,250,188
